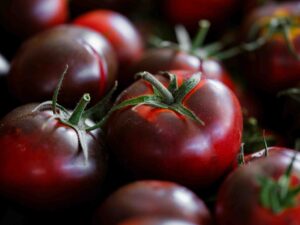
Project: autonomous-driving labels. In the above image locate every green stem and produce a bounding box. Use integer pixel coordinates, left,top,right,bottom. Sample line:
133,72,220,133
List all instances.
136,72,174,104
68,94,91,126
192,20,210,51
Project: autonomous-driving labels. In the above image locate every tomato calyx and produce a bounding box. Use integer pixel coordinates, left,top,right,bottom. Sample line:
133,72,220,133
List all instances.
94,71,205,128
151,20,229,60
32,65,116,162
258,153,300,213
219,15,300,60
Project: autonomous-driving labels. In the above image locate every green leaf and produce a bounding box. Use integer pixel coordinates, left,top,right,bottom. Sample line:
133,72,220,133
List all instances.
174,73,201,103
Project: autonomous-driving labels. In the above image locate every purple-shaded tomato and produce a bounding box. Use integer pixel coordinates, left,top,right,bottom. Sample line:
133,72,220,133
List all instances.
0,0,68,38
0,102,107,209
216,148,300,225
106,70,243,189
73,10,144,75
8,25,118,107
94,180,212,225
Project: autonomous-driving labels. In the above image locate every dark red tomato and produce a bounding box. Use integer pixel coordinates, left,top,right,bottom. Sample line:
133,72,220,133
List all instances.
73,10,144,83
216,148,300,225
8,25,118,107
130,48,236,93
164,0,239,30
0,103,107,209
94,180,212,225
117,218,198,225
0,0,68,38
241,2,300,93
106,71,243,189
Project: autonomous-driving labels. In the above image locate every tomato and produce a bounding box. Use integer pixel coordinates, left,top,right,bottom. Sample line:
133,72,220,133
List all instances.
8,25,118,107
106,70,243,189
164,0,239,31
94,180,212,225
216,148,300,225
241,2,300,93
130,48,236,92
73,10,144,85
0,0,68,38
117,218,198,225
0,96,107,209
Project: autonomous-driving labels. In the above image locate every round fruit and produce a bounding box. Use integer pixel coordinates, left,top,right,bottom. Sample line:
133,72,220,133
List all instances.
8,25,118,107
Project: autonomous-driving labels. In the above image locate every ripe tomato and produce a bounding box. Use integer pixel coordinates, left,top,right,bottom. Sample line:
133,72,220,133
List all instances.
8,25,118,107
241,2,300,93
0,0,68,38
94,180,212,225
0,101,107,209
106,70,243,189
73,10,144,75
130,48,236,93
216,148,300,225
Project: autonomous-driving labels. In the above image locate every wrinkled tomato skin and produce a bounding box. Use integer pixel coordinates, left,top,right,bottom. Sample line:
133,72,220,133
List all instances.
73,10,144,73
164,0,239,30
8,25,118,107
106,71,243,189
0,104,107,209
216,148,300,225
117,218,198,225
0,0,68,38
94,180,212,225
130,48,236,93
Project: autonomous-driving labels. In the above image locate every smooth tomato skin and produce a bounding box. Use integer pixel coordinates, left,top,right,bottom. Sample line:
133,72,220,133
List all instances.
216,148,300,225
244,29,300,93
241,2,300,93
117,218,198,225
73,10,144,72
164,0,239,30
106,71,243,189
94,180,212,225
130,48,236,93
0,104,107,209
8,25,118,107
0,0,68,38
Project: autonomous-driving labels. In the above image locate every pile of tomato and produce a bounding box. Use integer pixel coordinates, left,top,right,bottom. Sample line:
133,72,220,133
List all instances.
0,0,299,224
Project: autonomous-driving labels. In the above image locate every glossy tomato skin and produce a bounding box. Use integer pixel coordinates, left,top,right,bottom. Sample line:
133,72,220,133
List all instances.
245,30,300,93
130,48,236,93
0,104,107,209
164,0,239,30
94,180,212,225
0,0,68,38
106,71,243,189
216,148,300,225
73,10,144,73
8,25,118,107
117,218,198,225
